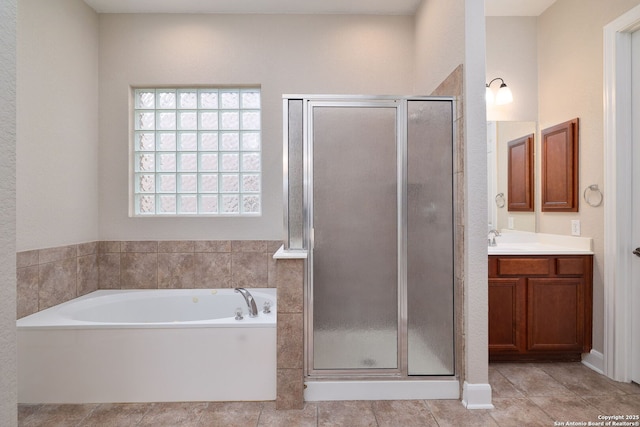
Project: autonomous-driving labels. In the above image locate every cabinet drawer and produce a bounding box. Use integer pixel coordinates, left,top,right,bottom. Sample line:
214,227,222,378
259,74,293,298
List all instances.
497,258,550,276
556,257,585,275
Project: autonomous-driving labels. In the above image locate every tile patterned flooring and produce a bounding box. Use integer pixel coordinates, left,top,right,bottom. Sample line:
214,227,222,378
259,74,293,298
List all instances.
18,363,640,427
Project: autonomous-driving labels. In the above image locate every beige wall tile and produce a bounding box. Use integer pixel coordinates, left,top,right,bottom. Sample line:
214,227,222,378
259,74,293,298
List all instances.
277,313,303,369
77,254,99,296
276,369,304,410
19,240,277,315
17,266,39,318
267,256,277,288
275,259,304,313
98,253,121,289
121,253,158,289
158,253,195,289
232,240,268,253
99,241,121,253
267,240,283,254
194,240,231,253
39,258,77,310
16,250,38,268
77,241,98,256
232,252,268,288
158,241,195,253
121,241,158,253
39,245,76,264
193,253,231,288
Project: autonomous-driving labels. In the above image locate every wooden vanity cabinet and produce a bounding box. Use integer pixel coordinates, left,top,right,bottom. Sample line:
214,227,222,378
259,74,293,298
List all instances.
488,255,593,362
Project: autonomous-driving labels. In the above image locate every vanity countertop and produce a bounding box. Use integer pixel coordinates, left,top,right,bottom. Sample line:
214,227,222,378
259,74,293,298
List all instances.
488,230,594,255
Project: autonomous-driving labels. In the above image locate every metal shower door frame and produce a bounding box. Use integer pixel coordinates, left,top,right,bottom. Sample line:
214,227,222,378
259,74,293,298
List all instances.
293,95,456,380
304,97,406,378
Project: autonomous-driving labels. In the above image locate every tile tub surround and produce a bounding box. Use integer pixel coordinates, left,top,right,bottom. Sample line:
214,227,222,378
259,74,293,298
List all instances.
16,240,305,408
16,240,282,318
16,242,99,318
274,258,305,410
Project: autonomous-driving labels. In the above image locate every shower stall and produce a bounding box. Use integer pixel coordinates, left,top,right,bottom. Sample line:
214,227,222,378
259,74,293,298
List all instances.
283,95,458,399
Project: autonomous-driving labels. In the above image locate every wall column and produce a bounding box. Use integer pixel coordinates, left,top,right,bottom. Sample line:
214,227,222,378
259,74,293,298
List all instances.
274,253,306,409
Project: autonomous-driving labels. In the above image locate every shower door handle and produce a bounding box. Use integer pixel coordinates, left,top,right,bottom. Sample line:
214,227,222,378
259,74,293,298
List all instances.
310,228,315,249
634,247,640,257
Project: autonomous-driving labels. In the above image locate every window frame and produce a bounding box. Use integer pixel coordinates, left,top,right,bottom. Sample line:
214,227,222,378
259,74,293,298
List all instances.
129,86,262,217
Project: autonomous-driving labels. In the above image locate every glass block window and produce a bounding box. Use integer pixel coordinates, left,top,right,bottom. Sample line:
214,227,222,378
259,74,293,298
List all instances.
132,88,261,215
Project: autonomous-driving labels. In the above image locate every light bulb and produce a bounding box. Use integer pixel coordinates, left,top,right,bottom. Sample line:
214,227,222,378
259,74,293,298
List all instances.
495,83,513,105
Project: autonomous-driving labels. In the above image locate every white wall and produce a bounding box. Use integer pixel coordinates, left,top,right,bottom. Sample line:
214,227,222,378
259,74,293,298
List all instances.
0,0,17,423
413,0,465,93
17,0,99,251
98,13,415,241
486,17,537,122
463,0,490,397
538,0,640,356
415,0,491,402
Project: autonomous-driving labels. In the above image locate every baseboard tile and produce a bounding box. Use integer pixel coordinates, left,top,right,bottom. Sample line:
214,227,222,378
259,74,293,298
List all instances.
461,381,494,409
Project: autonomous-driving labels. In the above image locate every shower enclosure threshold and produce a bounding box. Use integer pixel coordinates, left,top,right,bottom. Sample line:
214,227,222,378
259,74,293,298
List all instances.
303,378,460,401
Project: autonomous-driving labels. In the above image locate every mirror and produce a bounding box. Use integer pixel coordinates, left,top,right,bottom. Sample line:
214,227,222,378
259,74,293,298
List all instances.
487,121,537,232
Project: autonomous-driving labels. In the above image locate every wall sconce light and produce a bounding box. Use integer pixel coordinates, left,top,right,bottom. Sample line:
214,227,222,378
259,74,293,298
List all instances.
486,77,513,105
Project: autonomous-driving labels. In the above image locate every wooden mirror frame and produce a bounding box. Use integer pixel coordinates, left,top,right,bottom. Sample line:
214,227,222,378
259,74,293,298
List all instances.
507,134,534,212
541,118,579,212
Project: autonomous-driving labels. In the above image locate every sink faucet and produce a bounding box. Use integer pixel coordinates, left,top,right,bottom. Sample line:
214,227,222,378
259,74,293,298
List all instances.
488,229,501,247
234,287,258,318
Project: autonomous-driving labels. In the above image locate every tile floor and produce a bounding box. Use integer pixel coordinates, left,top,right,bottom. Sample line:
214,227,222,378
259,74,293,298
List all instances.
18,362,640,427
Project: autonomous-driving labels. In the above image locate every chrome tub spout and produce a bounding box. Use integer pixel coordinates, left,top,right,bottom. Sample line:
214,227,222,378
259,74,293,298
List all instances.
234,287,258,318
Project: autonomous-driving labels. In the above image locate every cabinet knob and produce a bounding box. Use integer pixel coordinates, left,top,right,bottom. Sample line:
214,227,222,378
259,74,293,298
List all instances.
634,247,640,257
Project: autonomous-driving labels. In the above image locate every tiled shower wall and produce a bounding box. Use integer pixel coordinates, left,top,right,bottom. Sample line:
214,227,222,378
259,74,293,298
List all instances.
16,240,283,319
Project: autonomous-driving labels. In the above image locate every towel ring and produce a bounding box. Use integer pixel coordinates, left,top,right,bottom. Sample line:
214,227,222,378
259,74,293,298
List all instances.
583,184,603,207
495,192,505,208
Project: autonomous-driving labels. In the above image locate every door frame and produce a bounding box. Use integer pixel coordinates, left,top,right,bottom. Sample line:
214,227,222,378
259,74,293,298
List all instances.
603,3,640,383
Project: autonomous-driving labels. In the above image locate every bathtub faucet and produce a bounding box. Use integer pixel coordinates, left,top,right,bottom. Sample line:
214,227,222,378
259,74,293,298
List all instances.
234,288,258,318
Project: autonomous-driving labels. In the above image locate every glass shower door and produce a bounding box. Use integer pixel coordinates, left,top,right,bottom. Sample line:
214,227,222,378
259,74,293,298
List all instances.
406,100,455,375
310,103,399,372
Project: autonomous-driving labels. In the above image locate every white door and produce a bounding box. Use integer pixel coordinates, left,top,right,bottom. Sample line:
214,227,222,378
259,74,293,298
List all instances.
632,29,640,385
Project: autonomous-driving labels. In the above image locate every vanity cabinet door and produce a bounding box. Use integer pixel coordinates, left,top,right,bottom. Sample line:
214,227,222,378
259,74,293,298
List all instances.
489,278,526,353
526,278,584,352
489,254,593,361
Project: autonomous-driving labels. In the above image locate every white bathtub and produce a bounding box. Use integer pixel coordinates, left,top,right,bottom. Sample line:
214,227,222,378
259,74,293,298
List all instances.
17,288,277,403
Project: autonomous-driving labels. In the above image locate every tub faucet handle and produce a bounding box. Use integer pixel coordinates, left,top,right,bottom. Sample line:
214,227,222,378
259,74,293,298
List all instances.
234,307,244,320
263,301,271,314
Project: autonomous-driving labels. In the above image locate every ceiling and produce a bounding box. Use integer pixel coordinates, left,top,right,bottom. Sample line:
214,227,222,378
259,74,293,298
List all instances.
82,0,422,15
83,0,557,16
485,0,557,16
